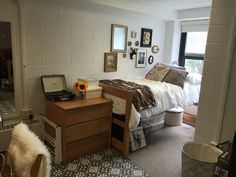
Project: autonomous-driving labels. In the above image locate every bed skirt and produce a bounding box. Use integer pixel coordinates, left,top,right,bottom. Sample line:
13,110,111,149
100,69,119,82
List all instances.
140,112,165,133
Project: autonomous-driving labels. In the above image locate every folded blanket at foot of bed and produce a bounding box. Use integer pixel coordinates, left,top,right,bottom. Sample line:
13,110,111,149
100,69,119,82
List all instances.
99,79,156,111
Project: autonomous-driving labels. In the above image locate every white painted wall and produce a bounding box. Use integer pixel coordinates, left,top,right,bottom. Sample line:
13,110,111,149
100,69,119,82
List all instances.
195,0,236,143
221,40,236,141
20,0,169,114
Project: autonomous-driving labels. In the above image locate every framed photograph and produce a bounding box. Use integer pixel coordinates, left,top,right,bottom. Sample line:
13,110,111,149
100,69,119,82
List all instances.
131,31,137,38
104,53,118,72
129,128,147,151
140,28,152,47
136,50,147,68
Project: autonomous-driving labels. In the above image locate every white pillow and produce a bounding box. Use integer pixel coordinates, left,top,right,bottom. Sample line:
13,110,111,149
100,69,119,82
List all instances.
186,73,202,85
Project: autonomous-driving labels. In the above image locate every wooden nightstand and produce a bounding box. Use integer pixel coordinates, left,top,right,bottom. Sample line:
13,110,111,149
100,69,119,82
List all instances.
45,97,112,162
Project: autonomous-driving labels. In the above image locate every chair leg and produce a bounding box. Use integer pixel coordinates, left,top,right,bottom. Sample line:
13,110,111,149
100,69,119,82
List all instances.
30,154,43,177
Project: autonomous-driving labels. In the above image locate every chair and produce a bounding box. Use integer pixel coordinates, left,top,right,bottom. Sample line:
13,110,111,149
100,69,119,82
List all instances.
0,123,51,177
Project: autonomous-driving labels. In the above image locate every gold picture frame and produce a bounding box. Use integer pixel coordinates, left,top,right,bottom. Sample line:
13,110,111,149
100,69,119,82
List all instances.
104,53,118,72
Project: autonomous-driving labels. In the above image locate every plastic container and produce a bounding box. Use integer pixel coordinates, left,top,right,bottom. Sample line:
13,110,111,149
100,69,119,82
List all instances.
182,142,223,177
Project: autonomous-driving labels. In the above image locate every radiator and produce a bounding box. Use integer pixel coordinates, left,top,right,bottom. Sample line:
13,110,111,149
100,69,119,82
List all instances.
0,117,41,152
40,115,62,164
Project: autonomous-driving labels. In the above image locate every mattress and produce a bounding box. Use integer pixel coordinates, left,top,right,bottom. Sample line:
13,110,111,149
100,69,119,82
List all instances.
103,78,200,129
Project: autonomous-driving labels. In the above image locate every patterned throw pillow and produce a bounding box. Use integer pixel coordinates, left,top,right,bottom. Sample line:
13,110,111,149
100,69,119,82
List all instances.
145,64,170,81
162,68,188,88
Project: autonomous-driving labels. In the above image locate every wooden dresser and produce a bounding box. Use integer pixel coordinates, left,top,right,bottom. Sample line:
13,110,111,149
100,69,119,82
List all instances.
45,97,112,162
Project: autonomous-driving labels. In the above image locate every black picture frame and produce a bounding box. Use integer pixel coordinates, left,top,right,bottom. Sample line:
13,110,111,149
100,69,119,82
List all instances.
140,28,152,48
148,55,154,64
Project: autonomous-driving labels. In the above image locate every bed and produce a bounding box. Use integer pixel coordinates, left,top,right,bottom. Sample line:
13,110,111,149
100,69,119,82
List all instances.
99,64,201,155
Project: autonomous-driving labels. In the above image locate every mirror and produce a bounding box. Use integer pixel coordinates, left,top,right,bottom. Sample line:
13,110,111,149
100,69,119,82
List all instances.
111,24,128,53
0,22,16,119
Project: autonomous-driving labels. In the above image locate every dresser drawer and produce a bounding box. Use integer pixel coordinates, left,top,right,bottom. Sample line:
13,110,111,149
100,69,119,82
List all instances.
66,103,111,126
64,117,110,143
64,133,109,161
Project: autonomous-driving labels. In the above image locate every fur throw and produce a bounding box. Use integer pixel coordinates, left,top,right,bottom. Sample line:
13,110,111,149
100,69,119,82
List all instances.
7,123,51,177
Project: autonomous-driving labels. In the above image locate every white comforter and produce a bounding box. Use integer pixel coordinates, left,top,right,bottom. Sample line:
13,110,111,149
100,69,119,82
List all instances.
104,78,200,129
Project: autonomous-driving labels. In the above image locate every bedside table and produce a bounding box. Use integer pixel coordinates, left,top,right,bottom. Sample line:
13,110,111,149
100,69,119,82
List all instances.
45,97,112,162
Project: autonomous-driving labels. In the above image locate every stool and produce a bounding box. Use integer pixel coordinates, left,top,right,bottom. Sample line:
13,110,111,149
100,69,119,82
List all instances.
164,107,183,126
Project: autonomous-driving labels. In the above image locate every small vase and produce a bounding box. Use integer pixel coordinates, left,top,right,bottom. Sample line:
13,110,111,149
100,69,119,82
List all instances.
80,92,86,99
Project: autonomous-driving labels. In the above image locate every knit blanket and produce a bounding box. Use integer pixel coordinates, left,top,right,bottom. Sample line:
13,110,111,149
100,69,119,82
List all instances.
100,79,156,111
7,123,51,177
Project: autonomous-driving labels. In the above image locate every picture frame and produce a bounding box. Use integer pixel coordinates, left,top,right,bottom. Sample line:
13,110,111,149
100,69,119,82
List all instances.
152,45,160,54
111,24,128,53
131,31,137,38
140,28,152,48
136,50,147,68
104,53,118,72
148,55,154,64
129,127,147,151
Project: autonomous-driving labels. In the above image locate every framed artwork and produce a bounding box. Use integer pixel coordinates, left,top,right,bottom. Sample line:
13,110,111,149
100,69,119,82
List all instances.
131,31,137,38
148,55,154,64
104,53,118,72
140,28,152,47
111,24,128,53
129,128,147,151
152,45,160,54
136,50,147,68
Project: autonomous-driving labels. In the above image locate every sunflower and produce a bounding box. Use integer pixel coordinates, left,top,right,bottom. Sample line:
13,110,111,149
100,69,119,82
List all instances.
74,80,88,93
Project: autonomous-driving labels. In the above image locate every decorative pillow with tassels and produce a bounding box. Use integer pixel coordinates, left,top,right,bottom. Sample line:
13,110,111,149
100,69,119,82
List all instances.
145,64,170,81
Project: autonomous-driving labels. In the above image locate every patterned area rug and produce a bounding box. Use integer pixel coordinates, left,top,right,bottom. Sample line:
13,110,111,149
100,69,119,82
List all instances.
0,100,16,117
51,148,154,177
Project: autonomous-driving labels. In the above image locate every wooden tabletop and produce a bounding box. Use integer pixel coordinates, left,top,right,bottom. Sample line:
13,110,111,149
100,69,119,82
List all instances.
51,97,112,110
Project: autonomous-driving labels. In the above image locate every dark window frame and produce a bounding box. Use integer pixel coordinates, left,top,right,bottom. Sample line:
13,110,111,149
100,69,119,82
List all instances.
178,32,205,67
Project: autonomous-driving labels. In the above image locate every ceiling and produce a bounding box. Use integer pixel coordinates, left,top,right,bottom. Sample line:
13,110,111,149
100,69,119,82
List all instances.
85,0,212,19
121,0,212,10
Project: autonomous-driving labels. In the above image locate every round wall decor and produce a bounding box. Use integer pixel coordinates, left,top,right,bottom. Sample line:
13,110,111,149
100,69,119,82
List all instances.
135,41,139,47
152,45,160,54
128,41,132,46
148,55,154,64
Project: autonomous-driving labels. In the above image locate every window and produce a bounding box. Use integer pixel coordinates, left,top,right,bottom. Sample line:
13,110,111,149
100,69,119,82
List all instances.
178,32,207,74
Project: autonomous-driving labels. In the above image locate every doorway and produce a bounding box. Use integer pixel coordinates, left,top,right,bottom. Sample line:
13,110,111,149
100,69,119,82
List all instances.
0,22,16,118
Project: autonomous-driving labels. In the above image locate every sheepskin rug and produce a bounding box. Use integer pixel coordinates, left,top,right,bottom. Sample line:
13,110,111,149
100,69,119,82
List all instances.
7,123,51,177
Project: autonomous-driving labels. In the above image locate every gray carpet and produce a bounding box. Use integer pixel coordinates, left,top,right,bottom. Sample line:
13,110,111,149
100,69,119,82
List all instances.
128,124,195,177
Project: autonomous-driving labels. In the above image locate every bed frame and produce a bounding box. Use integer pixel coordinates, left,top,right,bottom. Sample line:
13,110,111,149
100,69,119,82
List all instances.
99,82,133,156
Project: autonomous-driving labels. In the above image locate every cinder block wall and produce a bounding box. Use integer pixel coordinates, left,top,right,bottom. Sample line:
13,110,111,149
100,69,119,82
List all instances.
195,0,236,143
22,0,168,114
